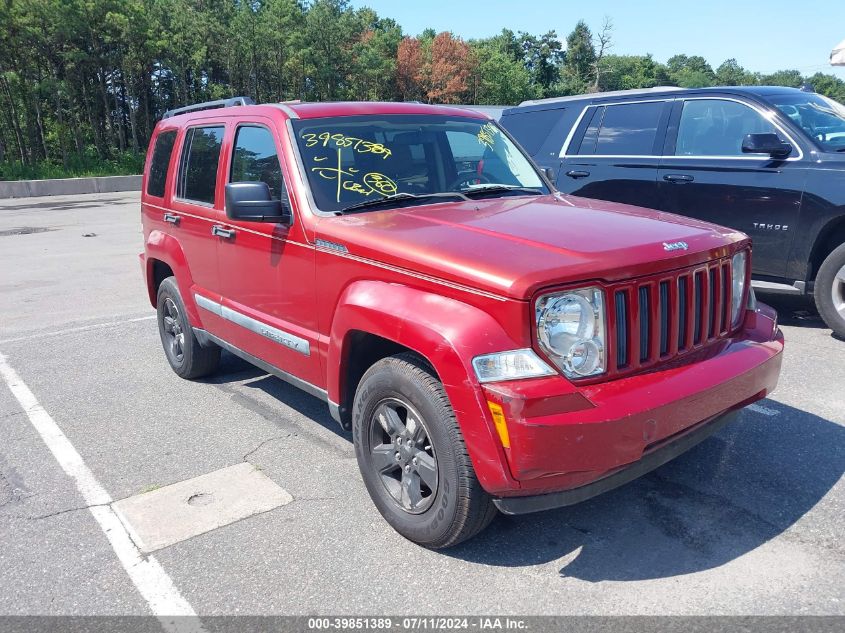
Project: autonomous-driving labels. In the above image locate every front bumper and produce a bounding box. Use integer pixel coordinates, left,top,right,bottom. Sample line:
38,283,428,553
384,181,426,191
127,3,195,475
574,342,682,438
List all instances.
481,302,784,500
494,409,739,514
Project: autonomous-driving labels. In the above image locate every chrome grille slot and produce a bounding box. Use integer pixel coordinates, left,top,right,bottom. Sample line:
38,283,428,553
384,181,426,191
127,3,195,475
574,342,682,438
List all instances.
659,280,670,356
638,285,650,363
615,290,628,369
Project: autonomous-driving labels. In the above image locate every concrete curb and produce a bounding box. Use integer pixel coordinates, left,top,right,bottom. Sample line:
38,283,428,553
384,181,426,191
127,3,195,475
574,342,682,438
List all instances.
0,175,141,199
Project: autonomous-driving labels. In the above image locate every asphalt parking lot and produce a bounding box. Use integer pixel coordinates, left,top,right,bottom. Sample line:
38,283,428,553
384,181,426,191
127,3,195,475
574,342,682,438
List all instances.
0,191,843,616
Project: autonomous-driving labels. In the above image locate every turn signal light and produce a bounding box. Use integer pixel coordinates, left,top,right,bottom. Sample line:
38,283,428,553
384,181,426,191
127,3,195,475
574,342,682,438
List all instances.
487,401,510,449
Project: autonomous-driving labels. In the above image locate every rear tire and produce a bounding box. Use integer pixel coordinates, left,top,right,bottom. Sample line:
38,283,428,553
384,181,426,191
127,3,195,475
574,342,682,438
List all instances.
353,353,497,548
814,242,845,339
156,277,220,379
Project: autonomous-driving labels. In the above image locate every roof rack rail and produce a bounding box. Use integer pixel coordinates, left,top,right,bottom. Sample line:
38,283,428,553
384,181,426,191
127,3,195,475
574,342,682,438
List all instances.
162,96,255,119
517,86,684,107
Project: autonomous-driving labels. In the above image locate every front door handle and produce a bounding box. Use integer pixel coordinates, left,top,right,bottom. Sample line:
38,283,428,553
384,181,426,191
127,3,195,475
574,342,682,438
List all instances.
663,174,695,183
565,170,591,179
163,213,180,224
211,225,236,239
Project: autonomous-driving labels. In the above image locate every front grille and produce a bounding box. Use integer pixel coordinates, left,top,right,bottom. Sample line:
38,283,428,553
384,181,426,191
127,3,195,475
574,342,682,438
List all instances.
607,256,735,376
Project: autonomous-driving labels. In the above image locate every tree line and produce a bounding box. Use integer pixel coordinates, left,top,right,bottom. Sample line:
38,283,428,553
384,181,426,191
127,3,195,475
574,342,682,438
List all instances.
2,0,845,179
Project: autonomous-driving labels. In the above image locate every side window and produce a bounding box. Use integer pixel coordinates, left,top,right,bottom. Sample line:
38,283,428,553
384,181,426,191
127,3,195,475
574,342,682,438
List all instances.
176,125,225,205
146,130,176,198
575,106,604,155
230,125,287,201
591,102,664,156
675,99,778,156
501,108,564,156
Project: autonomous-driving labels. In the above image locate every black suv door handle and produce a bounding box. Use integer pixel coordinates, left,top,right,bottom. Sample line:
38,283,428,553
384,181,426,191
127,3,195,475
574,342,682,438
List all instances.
565,170,591,179
211,225,236,239
663,174,694,183
163,213,180,224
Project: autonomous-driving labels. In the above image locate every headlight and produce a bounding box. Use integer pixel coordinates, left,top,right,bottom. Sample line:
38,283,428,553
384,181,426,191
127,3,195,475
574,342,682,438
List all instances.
536,287,606,379
731,250,748,327
472,349,555,383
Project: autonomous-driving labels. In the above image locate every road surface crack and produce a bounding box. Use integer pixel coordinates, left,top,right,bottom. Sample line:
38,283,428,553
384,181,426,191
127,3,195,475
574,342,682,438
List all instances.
242,434,292,463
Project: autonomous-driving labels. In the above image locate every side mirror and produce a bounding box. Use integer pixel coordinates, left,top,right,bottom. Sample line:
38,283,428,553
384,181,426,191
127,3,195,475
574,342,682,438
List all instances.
542,167,556,182
741,133,792,159
225,182,290,223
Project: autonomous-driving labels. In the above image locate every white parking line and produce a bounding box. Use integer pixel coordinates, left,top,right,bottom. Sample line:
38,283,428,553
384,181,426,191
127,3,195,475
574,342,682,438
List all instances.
0,352,203,628
0,315,156,345
748,402,780,417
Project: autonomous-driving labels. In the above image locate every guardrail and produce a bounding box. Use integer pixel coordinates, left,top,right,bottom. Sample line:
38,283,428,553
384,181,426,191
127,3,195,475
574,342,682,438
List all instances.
0,175,142,199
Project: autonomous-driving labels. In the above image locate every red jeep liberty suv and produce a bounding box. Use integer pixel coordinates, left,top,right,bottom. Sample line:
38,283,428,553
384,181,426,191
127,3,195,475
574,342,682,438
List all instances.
140,97,784,548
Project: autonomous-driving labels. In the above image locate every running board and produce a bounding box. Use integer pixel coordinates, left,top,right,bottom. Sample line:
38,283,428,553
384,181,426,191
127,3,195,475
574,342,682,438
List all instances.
751,280,806,296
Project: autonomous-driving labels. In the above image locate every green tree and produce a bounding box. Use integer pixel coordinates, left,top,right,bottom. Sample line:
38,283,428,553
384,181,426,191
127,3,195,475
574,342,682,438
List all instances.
519,31,564,96
598,55,669,91
761,69,803,88
715,58,757,86
804,72,845,102
562,21,596,94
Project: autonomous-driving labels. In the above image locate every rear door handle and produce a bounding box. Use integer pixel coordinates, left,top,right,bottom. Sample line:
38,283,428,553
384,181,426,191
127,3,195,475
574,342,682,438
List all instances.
663,174,694,183
211,225,236,239
163,213,180,224
565,170,591,179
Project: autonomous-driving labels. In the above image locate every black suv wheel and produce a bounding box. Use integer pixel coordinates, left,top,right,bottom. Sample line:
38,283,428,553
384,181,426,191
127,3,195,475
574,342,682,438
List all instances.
814,242,845,339
156,277,221,378
352,353,497,548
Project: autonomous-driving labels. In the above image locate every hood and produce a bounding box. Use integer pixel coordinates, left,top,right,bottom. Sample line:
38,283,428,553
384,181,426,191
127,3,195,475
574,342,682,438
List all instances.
317,193,748,300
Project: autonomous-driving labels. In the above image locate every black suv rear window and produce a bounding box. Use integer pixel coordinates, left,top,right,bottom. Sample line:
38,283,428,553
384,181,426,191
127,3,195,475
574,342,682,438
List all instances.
581,102,664,156
146,131,176,198
177,126,225,205
501,109,563,156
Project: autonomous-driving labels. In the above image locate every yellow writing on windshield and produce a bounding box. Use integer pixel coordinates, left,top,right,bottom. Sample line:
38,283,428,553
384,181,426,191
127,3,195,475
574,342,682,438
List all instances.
301,132,392,159
311,148,398,202
477,122,497,150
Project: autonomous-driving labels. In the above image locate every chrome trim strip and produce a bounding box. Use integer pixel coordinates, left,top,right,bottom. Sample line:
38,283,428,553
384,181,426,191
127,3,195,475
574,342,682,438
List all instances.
194,293,222,316
196,329,327,401
315,238,348,253
194,294,311,356
317,249,510,301
558,105,591,158
560,96,804,161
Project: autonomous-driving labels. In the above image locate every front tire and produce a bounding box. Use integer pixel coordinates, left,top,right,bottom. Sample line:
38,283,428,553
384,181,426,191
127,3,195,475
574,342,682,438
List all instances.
814,242,845,339
156,277,221,379
353,354,497,548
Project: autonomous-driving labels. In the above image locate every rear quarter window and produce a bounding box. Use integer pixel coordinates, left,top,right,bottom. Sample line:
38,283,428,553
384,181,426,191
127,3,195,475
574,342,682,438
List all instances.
501,108,566,156
176,125,225,205
146,130,177,198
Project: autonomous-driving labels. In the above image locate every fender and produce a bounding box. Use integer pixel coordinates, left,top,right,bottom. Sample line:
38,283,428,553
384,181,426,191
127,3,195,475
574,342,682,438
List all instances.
328,280,527,493
143,229,202,326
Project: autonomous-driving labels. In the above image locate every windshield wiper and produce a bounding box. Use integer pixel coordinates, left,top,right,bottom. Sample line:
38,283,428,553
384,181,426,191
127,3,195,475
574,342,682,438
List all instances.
459,184,544,198
337,192,466,214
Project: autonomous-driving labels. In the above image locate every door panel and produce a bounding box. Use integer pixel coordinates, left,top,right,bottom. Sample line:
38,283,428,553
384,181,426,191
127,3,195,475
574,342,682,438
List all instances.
168,124,229,333
557,157,662,210
657,98,806,278
215,120,322,387
556,100,671,211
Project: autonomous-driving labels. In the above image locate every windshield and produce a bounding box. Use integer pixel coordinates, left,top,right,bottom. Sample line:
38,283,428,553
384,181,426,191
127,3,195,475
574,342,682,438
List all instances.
291,114,548,213
768,93,845,152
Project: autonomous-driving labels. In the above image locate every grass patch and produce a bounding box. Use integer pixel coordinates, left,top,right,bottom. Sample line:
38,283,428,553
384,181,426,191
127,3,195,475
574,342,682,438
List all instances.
0,152,144,181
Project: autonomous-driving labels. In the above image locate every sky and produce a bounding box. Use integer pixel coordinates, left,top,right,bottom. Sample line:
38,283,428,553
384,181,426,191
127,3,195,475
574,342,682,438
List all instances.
350,0,845,80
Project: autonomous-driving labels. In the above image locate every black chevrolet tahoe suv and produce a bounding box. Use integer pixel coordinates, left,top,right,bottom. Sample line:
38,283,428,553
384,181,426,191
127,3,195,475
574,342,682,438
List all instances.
500,86,845,337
